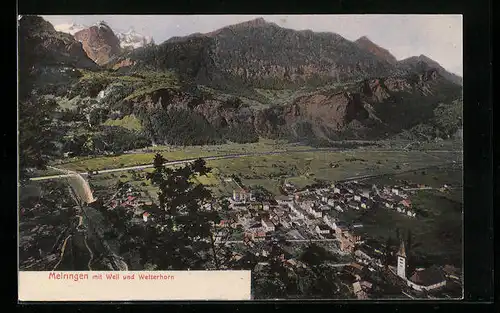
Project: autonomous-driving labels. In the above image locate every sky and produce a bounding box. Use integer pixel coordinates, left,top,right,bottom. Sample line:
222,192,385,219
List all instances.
41,15,463,76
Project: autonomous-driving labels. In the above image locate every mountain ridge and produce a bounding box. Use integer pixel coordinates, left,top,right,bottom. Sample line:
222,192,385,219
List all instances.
18,16,463,153
354,36,398,65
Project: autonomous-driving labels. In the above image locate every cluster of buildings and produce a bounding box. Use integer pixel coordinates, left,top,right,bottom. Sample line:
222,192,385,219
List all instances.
224,180,422,254
106,184,154,223
232,188,256,203
374,186,417,217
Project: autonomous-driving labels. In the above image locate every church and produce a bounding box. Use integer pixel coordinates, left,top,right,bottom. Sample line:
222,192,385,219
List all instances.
392,240,447,292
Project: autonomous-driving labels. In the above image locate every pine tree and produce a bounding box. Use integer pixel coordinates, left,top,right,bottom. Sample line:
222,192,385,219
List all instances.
142,153,230,269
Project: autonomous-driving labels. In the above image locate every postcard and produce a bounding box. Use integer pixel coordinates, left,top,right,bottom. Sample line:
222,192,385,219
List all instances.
18,14,463,301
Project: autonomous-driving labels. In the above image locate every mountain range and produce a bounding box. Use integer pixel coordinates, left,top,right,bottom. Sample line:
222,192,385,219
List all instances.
55,22,154,49
54,21,153,64
18,15,463,155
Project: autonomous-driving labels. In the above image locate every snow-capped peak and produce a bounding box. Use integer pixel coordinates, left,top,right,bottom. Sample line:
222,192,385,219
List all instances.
54,21,154,50
115,28,153,49
54,23,87,35
96,21,113,32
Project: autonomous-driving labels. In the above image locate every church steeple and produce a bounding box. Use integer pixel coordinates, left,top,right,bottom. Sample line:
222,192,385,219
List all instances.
397,239,406,258
396,239,407,279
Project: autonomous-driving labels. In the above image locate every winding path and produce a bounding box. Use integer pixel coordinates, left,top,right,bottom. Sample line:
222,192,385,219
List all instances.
52,234,72,271
83,235,94,271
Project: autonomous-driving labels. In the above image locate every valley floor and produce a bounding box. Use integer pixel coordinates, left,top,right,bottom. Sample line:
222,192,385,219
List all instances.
19,140,463,299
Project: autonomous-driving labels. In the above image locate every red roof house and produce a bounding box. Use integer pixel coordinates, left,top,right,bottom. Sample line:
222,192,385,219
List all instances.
400,199,412,208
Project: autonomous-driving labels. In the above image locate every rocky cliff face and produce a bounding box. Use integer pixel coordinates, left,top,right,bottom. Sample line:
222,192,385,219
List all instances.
112,67,461,143
74,22,122,65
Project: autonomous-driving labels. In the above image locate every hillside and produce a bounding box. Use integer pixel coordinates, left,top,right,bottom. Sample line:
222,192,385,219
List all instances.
111,18,401,89
18,16,463,165
398,55,463,86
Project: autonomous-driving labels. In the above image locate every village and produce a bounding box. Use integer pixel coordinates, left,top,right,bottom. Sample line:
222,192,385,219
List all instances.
97,174,462,299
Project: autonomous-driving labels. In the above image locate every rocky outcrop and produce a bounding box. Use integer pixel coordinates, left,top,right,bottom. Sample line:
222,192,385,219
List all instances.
18,15,98,70
74,21,122,65
18,15,98,98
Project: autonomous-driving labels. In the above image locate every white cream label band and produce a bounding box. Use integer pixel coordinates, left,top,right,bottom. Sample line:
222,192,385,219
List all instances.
19,271,251,301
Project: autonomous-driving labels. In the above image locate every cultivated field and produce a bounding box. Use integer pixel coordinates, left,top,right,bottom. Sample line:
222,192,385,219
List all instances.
84,148,461,204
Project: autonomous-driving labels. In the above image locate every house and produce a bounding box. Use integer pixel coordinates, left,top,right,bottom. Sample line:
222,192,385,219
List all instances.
233,188,254,203
218,219,233,228
253,262,269,272
333,187,341,194
385,201,395,209
407,266,447,291
319,205,331,212
339,187,350,195
262,202,270,211
348,201,359,210
280,220,291,229
355,251,371,264
360,280,373,290
335,221,348,234
248,222,264,232
340,230,362,252
300,201,315,213
353,280,372,299
400,199,412,208
352,281,363,292
334,205,344,212
233,189,241,202
275,195,293,205
360,188,371,199
406,210,416,217
315,224,331,235
310,207,322,218
332,193,342,200
261,219,275,232
289,203,305,219
442,265,461,281
391,188,400,195
327,199,335,206
142,212,150,222
354,195,361,202
323,214,337,230
252,231,267,239
346,262,365,279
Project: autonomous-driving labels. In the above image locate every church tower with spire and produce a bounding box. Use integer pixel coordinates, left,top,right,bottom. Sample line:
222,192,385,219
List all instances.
397,239,407,279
